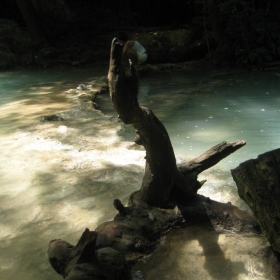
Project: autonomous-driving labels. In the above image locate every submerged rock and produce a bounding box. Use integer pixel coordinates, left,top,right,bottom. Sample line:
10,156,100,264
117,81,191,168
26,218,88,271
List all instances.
40,114,64,122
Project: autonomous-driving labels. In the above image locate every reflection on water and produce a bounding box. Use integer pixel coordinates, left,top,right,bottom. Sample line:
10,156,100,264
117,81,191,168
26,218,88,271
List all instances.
0,66,279,279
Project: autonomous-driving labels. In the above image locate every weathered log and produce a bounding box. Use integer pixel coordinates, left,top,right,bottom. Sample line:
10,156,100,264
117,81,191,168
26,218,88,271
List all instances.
178,140,246,176
48,228,130,280
47,139,257,279
48,146,257,279
48,195,186,279
175,140,246,196
108,37,183,208
231,148,280,259
48,38,257,279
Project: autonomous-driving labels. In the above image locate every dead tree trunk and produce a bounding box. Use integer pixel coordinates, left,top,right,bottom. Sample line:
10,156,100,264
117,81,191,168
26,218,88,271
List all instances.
47,38,256,280
231,148,280,259
107,38,184,208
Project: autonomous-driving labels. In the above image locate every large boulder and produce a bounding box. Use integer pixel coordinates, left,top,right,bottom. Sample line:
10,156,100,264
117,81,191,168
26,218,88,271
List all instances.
231,148,280,259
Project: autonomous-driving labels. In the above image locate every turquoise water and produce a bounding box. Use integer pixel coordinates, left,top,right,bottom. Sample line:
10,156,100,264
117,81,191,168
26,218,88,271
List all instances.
0,66,279,280
112,69,280,169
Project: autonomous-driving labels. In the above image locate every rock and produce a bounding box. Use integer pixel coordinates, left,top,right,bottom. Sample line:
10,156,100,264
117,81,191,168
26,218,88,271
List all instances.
40,114,64,122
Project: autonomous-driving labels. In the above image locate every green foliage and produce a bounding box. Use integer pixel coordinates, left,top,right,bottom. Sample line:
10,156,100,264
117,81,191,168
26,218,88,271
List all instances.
0,44,16,69
0,19,58,69
200,0,280,66
0,20,35,69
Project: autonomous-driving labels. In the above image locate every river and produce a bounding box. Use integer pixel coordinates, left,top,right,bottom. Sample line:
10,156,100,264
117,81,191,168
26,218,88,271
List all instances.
0,65,279,279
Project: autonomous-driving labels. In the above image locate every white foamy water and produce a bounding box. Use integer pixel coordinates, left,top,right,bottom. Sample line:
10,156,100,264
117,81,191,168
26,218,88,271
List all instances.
0,66,279,280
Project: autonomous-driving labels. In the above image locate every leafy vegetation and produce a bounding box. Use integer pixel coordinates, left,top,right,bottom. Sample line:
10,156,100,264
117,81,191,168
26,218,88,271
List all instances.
0,0,280,69
199,0,280,66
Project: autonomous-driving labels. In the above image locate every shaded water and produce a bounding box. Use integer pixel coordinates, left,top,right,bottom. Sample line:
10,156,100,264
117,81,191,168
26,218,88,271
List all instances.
0,65,279,280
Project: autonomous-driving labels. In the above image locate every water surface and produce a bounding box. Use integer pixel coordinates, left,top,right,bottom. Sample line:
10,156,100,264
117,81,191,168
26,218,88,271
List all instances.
0,66,279,280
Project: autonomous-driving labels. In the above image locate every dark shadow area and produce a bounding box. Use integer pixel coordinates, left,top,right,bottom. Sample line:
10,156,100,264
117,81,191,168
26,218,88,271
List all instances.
197,225,246,279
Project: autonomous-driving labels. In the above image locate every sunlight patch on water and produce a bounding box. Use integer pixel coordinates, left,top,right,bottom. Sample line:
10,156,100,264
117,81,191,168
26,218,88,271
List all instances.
28,90,52,95
23,134,74,151
0,68,145,279
0,106,146,278
2,67,280,280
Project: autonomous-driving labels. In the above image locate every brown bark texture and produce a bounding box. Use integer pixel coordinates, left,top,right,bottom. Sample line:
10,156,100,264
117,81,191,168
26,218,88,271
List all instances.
47,38,257,280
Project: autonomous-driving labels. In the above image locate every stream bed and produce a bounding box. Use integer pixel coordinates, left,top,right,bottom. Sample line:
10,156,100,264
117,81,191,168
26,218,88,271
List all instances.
0,65,279,279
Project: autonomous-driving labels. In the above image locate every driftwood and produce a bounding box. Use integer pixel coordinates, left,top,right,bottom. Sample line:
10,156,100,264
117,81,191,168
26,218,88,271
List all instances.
231,148,280,260
47,38,258,280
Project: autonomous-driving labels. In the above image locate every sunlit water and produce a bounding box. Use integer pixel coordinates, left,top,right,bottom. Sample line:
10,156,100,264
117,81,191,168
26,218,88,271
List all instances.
0,65,279,280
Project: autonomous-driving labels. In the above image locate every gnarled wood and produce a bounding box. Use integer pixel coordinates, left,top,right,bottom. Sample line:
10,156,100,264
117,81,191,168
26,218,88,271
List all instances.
48,228,129,280
48,37,255,280
108,38,181,208
178,140,246,176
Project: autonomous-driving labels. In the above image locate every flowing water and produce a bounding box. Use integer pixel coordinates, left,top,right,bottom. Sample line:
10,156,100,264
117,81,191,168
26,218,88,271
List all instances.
0,65,279,280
